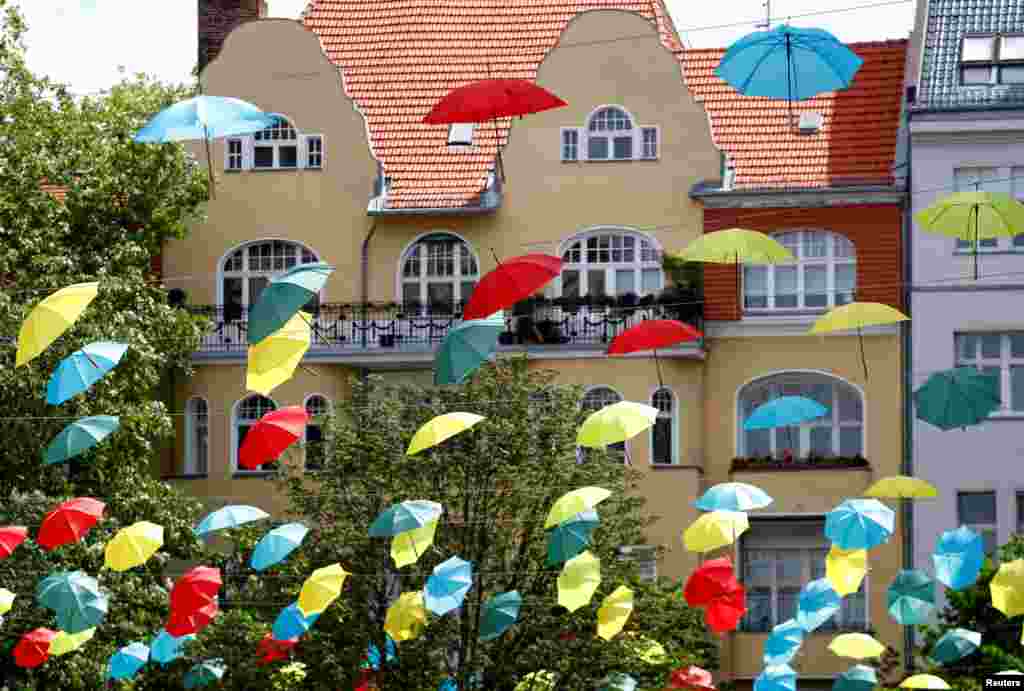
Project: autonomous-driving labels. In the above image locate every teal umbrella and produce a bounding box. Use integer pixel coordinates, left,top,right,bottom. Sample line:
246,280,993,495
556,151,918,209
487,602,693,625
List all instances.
184,659,225,688
273,602,320,640
887,569,935,625
36,571,108,634
754,664,797,691
435,314,505,385
479,590,521,641
250,522,309,571
424,556,473,616
369,500,443,537
42,415,119,466
914,367,1001,431
195,504,269,536
46,341,128,405
796,578,841,632
546,510,599,566
106,642,149,681
833,664,877,691
930,628,981,665
825,498,894,551
247,262,334,345
149,628,195,666
763,618,803,666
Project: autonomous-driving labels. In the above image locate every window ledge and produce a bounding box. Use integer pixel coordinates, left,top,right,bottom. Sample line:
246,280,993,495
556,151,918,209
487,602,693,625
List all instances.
231,471,277,478
984,412,1024,421
161,473,208,480
650,463,703,472
736,626,873,636
953,249,1024,256
730,456,870,473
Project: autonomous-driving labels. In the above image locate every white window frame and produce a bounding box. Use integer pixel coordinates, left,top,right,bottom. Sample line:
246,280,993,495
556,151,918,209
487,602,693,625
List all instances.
959,34,1024,86
306,134,324,169
742,230,856,313
617,545,657,582
225,138,244,172
560,106,659,162
218,239,322,313
649,386,678,465
560,127,580,162
556,228,664,298
955,332,1024,415
580,386,626,461
184,396,209,476
956,490,999,558
221,114,324,172
303,393,331,473
231,394,278,474
396,231,480,310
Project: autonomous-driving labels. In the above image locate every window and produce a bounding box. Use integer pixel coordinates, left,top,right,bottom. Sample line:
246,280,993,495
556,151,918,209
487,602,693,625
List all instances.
957,491,998,557
641,127,658,159
560,106,659,162
559,230,662,298
306,135,323,168
226,139,243,171
221,115,323,172
955,333,1024,413
741,520,867,632
561,128,579,162
954,168,1000,251
184,397,209,475
447,123,475,147
743,231,856,311
738,372,864,458
400,233,479,311
233,395,277,472
254,116,298,169
617,546,657,582
220,240,320,317
304,394,330,472
581,386,626,460
1017,492,1024,536
960,35,1024,85
651,388,676,465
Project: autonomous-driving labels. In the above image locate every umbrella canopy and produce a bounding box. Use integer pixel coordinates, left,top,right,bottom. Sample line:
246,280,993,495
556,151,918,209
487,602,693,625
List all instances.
913,367,1001,431
251,522,309,572
391,518,439,568
134,95,274,142
685,558,747,633
679,229,795,264
423,79,566,124
887,569,936,625
557,550,601,613
50,628,95,657
0,588,14,615
929,628,981,665
385,591,428,642
258,634,297,666
363,637,397,670
546,509,599,566
607,319,703,355
825,498,895,550
796,578,841,632
37,497,105,550
514,671,556,691
864,476,939,499
992,559,1024,618
596,585,634,641
577,401,659,449
272,602,320,640
14,628,57,668
695,482,773,512
763,619,803,666
599,673,637,691
246,312,311,396
425,556,474,616
46,341,128,405
826,545,868,596
435,314,505,385
479,590,521,641
184,660,225,689
743,396,828,430
833,665,878,691
829,632,886,659
170,566,222,613
462,254,562,320
809,302,910,378
753,664,797,691
297,563,349,616
407,412,485,455
900,674,950,690
933,525,984,591
16,282,99,367
0,526,28,559
167,601,219,637
150,629,196,666
105,521,163,572
369,500,444,537
545,487,613,528
106,642,149,681
43,415,119,466
669,666,716,691
238,406,308,470
629,636,668,663
195,504,269,536
247,263,334,345
916,192,1024,280
683,510,749,553
37,571,108,634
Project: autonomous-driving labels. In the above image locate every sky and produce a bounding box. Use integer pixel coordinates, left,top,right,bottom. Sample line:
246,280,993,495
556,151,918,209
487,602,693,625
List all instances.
13,0,916,96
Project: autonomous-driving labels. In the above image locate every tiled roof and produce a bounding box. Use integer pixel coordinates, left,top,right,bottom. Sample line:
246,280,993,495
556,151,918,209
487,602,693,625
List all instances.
683,41,907,190
302,0,684,209
917,0,1024,110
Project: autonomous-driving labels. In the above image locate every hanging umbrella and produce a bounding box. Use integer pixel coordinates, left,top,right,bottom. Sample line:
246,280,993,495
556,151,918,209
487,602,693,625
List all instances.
743,396,828,451
829,632,886,659
913,367,1002,431
106,642,149,681
695,482,773,512
684,558,747,633
796,578,841,632
195,504,269,536
514,671,557,691
45,341,128,405
184,660,225,688
596,585,634,641
43,415,120,466
407,412,485,455
105,521,164,572
833,665,878,691
150,629,196,666
545,487,612,528
763,619,803,666
14,628,57,668
170,566,222,613
557,550,601,613
391,518,439,568
900,675,950,690
546,509,599,566
424,556,473,616
887,569,935,625
479,590,521,641
272,602,320,640
384,591,428,642
991,559,1024,618
865,476,938,499
363,636,397,670
257,634,297,665
167,601,219,637
50,628,95,657
461,254,563,320
825,498,895,551
669,665,716,691
916,191,1024,280
683,510,749,553
753,664,797,691
607,319,704,387
599,673,637,691
369,500,443,537
826,545,868,596
933,525,984,590
37,497,105,550
246,312,311,396
0,588,14,614
297,563,349,616
435,314,505,385
929,628,981,665
809,302,910,379
577,401,659,452
238,406,308,470
0,526,28,559
247,263,334,345
678,229,795,306
16,282,99,367
37,571,108,634
250,522,309,572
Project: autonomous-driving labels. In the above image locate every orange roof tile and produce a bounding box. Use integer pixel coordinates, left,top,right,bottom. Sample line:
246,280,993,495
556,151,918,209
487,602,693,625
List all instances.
682,40,907,190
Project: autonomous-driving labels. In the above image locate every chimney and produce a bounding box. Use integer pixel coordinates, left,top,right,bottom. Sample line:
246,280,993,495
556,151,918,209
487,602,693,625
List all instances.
197,0,267,75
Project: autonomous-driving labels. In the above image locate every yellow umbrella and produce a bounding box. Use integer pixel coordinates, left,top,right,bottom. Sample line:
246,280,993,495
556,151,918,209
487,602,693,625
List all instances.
991,559,1024,618
545,487,612,529
297,563,349,616
808,302,910,379
577,401,659,450
406,412,485,456
865,476,938,499
900,674,950,690
557,550,601,613
16,282,99,367
677,228,796,302
683,510,748,553
627,635,668,664
826,545,868,596
0,588,14,615
104,521,164,572
391,519,439,568
515,672,556,691
384,591,428,642
828,632,886,659
246,312,311,396
50,628,95,656
596,585,634,640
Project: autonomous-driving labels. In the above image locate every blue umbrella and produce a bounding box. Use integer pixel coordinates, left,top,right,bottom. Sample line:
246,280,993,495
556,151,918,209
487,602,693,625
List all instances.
149,628,195,666
833,664,877,691
250,523,309,572
365,636,397,670
763,618,803,666
796,578,841,633
36,571,108,634
424,556,473,616
184,659,225,688
46,341,128,405
743,396,828,430
694,482,773,512
599,673,637,691
42,415,119,466
479,590,521,641
825,498,894,550
435,314,505,385
930,628,981,665
546,510,599,566
369,500,443,537
754,664,797,691
106,642,149,681
933,525,984,591
887,569,935,625
273,602,320,640
195,504,270,536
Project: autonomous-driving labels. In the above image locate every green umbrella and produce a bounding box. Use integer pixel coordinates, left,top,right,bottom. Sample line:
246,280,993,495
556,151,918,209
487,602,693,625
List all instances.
913,367,1001,431
43,416,119,466
916,191,1024,280
247,262,334,345
929,628,981,665
434,314,505,385
887,569,935,625
833,664,877,691
36,571,108,634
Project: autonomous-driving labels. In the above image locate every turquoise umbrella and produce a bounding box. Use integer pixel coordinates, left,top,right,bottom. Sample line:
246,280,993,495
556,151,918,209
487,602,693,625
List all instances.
694,482,773,512
424,556,473,616
184,659,225,688
149,628,195,666
46,341,128,405
599,673,637,691
546,510,599,566
933,525,984,590
754,664,797,691
42,415,119,466
887,569,935,625
106,642,149,681
364,636,398,670
825,498,894,551
796,578,841,633
246,263,334,345
435,314,505,385
744,396,828,429
250,523,309,572
763,618,803,666
479,590,521,641
833,664,877,691
930,628,981,665
273,602,320,640
369,500,443,537
195,505,269,536
36,571,108,634
914,367,1001,431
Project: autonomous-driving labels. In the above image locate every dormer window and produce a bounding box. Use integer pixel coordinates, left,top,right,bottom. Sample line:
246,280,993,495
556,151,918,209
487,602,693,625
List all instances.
560,106,659,162
224,114,325,172
960,35,1024,85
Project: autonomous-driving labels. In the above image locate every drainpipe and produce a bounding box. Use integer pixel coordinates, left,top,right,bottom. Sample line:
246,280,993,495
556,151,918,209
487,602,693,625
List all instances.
901,101,915,676
361,219,378,349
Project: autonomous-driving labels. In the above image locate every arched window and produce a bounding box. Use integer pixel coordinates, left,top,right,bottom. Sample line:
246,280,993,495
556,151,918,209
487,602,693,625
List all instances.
738,372,864,459
233,394,277,472
580,386,626,459
399,233,479,311
559,230,663,298
651,388,676,465
743,230,856,312
304,394,330,472
220,240,320,318
184,397,209,476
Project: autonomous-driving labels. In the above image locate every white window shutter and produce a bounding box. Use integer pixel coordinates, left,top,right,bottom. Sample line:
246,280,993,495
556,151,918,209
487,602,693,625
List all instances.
298,135,307,170
318,134,325,170
223,139,232,172
243,137,254,171
577,127,587,161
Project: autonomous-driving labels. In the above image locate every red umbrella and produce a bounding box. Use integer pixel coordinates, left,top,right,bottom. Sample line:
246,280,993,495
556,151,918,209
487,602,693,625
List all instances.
238,406,308,470
607,319,704,386
0,526,28,559
462,254,562,320
422,78,566,124
257,633,297,665
166,600,219,637
37,498,105,551
670,666,716,691
169,566,222,613
683,558,738,607
14,628,57,668
704,580,746,633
